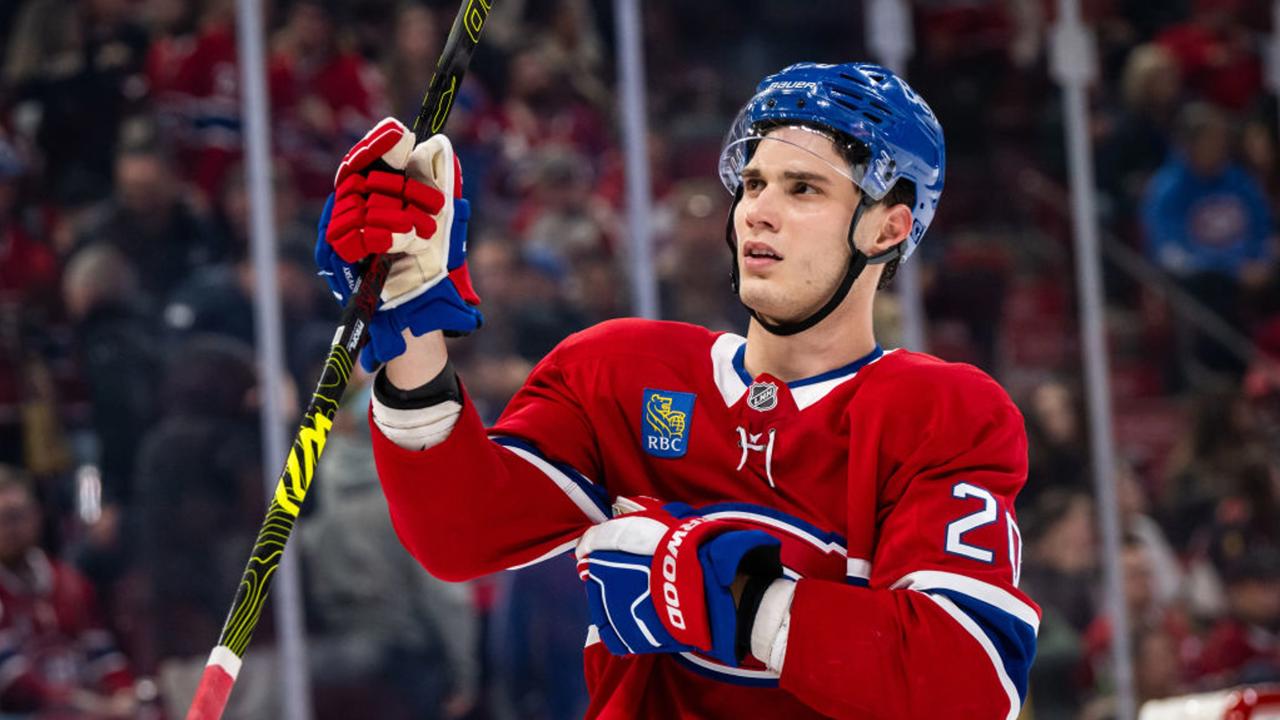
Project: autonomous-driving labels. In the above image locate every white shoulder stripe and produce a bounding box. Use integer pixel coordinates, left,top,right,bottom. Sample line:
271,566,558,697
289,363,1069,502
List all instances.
585,624,601,648
920,592,1020,720
493,442,609,524
505,537,578,571
710,333,749,407
891,570,1040,632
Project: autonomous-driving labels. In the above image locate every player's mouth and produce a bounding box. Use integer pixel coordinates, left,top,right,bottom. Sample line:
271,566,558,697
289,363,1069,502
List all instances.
742,240,783,271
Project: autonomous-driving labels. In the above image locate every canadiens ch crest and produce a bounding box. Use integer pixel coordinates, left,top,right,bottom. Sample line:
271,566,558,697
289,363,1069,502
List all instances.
747,381,778,412
642,389,695,458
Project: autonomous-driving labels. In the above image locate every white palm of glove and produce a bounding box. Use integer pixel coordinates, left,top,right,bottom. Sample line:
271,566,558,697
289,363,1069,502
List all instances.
383,134,459,309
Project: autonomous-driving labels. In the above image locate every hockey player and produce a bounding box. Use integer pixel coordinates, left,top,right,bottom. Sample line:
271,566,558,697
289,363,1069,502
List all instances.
315,62,1039,719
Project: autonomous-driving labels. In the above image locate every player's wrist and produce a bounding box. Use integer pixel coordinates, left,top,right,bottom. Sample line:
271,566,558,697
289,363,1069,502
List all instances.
384,329,448,389
376,356,460,409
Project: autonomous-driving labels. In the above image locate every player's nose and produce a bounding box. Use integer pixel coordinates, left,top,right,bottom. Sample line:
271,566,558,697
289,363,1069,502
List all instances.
742,188,781,234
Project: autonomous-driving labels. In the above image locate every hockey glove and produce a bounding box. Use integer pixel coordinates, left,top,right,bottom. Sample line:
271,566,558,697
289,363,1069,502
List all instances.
575,498,783,666
315,117,481,370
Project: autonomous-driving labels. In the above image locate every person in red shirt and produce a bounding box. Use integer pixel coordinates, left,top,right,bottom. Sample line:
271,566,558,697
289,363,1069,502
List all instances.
1194,551,1280,685
0,466,136,718
269,0,387,200
315,62,1038,718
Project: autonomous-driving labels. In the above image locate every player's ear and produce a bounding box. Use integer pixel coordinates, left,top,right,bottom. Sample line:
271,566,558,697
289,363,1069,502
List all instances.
868,203,913,257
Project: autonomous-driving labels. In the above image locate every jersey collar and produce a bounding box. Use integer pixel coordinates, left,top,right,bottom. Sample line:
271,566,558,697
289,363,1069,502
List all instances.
710,333,890,410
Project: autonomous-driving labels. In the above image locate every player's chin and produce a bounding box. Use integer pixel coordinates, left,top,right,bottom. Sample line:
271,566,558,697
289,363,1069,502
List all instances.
739,282,800,321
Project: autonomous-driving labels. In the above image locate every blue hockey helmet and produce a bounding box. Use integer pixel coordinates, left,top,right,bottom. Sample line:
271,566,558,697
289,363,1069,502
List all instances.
719,62,945,262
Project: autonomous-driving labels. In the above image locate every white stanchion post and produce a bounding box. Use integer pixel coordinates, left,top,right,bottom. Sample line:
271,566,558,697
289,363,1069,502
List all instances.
613,0,659,319
1049,1,1135,718
234,0,312,717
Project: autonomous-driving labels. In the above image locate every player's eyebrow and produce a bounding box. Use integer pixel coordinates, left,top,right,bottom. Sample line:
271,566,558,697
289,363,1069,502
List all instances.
741,167,833,185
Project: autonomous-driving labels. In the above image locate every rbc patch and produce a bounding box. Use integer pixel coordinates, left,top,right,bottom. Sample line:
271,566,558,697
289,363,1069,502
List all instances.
642,389,695,458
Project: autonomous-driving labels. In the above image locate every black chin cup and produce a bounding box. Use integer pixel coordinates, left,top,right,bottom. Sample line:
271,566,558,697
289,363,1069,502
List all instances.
725,192,895,337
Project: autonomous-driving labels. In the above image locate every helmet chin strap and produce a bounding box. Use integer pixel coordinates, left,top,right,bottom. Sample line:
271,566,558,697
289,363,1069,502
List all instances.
725,192,898,337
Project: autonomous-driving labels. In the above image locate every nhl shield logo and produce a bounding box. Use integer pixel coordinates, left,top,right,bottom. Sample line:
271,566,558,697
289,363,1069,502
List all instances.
747,382,778,412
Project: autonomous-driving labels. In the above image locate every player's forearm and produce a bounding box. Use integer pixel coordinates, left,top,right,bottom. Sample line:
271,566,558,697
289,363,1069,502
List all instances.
370,393,601,581
385,328,449,390
777,579,1029,720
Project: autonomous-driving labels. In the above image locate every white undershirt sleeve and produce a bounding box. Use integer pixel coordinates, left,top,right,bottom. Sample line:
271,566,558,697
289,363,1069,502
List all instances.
370,393,462,451
750,578,796,673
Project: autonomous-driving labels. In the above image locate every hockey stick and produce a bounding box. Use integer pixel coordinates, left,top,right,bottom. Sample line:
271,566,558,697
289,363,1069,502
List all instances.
184,2,493,718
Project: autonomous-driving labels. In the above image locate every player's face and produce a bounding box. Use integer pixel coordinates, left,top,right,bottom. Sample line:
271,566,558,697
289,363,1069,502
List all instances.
732,128,863,323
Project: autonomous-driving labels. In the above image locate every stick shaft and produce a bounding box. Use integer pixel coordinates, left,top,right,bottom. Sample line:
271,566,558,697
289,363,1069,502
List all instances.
185,2,493,716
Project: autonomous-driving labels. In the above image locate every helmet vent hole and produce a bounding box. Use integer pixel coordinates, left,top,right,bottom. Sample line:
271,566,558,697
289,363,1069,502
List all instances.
831,98,860,114
797,98,806,108
766,99,776,108
861,112,883,124
869,101,895,116
868,73,885,83
838,73,870,87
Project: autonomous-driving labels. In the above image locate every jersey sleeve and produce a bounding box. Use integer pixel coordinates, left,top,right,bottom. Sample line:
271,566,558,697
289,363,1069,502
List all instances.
372,340,611,581
779,363,1039,719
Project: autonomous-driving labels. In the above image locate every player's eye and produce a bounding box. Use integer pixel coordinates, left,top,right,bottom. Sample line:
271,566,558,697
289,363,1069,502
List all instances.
791,181,820,195
743,177,764,192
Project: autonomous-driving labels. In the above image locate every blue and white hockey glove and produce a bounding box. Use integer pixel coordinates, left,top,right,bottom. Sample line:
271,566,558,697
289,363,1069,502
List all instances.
575,498,783,666
315,118,482,371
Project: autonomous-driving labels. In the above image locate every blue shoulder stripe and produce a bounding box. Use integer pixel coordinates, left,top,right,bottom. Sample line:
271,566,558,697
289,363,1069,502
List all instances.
491,435,612,520
929,589,1037,703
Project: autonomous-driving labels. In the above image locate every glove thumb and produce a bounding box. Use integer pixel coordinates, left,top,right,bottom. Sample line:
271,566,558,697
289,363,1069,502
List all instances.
407,134,459,200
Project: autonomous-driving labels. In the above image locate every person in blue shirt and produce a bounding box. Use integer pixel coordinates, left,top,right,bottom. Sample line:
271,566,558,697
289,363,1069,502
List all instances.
1141,102,1274,378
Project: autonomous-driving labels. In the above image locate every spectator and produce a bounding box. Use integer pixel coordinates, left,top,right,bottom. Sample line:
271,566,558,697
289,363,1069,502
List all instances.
532,0,610,111
1141,103,1273,377
513,146,611,264
656,179,741,331
1155,0,1264,111
131,335,264,674
381,2,441,123
1021,490,1098,720
3,0,149,203
0,137,59,467
74,137,223,302
1116,459,1185,608
1022,378,1090,507
1161,383,1264,550
162,162,331,385
1080,538,1196,706
270,0,387,200
1099,44,1183,216
1193,550,1280,686
302,380,479,719
145,0,244,202
0,465,137,719
62,244,157,503
478,44,607,172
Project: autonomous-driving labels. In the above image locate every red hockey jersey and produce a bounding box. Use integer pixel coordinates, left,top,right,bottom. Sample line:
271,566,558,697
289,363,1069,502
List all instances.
372,319,1040,719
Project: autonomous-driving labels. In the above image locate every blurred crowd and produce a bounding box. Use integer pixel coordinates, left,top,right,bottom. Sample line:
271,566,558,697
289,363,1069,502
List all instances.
0,0,1277,718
